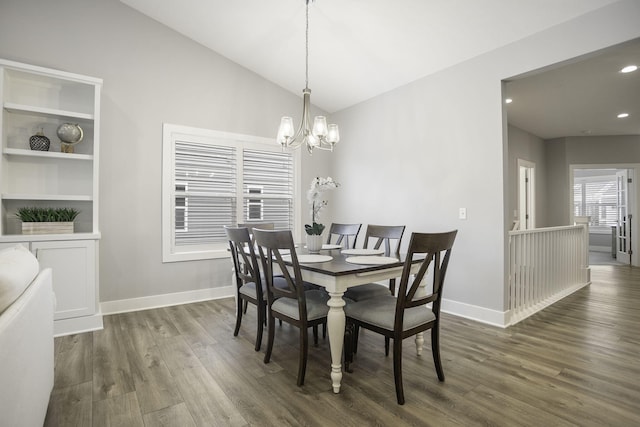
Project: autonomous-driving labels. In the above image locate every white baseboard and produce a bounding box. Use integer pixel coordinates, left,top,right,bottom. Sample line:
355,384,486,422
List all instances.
100,286,235,315
54,313,104,337
589,245,611,253
441,298,507,328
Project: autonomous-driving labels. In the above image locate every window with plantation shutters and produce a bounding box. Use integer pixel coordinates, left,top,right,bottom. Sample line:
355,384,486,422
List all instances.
573,175,618,231
162,124,299,262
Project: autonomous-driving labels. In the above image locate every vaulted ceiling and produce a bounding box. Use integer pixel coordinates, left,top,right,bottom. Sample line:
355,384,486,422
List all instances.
120,0,638,139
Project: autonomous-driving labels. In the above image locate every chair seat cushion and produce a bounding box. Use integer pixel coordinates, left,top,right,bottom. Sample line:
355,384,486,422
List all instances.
271,289,330,321
239,276,288,299
344,283,390,301
344,295,436,331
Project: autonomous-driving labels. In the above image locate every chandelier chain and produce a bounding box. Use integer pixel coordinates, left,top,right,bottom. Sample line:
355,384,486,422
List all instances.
305,0,309,89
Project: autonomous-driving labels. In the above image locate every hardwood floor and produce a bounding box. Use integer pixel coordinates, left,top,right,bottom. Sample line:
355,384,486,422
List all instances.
45,264,640,426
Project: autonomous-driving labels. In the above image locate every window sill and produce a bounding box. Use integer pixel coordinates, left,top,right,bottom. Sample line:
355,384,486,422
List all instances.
163,248,230,263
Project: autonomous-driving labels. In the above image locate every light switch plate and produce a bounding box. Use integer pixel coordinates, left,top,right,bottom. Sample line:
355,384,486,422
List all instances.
459,207,467,220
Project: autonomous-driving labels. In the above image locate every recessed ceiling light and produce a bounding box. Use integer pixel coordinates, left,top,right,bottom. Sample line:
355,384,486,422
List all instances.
617,113,630,118
620,65,638,73
505,98,513,104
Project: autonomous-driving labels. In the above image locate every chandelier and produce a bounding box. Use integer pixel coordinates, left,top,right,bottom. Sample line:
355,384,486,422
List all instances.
276,0,340,154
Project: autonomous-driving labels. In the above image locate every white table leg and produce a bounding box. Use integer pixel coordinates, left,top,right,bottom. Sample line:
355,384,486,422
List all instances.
326,291,346,393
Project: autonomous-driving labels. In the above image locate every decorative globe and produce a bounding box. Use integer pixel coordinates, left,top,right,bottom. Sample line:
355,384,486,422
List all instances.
56,123,84,145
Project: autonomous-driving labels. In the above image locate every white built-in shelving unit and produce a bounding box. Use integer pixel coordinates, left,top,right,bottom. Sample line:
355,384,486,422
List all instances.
0,59,102,335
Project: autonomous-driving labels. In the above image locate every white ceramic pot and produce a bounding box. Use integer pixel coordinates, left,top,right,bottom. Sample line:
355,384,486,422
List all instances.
306,234,323,254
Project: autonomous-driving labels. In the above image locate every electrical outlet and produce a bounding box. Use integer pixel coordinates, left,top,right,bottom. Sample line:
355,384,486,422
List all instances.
459,207,467,220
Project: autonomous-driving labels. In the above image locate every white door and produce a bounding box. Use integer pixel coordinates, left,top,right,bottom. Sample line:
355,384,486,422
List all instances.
616,170,631,264
518,160,535,230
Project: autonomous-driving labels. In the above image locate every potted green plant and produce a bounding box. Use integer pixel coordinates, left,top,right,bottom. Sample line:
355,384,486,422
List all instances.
16,207,80,235
305,176,339,253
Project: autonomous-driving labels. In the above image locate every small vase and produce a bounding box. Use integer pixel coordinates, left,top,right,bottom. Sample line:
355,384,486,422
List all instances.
29,130,50,151
306,234,323,254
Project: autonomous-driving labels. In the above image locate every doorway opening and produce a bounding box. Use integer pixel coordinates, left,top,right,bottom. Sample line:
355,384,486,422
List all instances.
572,166,635,266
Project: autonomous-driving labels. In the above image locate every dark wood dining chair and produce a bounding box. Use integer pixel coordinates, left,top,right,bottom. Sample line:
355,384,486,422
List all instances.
225,226,269,351
344,224,406,301
236,222,275,313
344,230,458,405
326,223,361,249
253,228,329,386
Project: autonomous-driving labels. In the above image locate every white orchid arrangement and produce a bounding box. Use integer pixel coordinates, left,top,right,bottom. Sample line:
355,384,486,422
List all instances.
305,176,340,235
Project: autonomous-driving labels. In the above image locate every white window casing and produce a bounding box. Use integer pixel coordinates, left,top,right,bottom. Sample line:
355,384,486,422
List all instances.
162,124,300,262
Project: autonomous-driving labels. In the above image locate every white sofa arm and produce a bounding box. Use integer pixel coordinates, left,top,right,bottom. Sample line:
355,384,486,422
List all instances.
0,263,55,427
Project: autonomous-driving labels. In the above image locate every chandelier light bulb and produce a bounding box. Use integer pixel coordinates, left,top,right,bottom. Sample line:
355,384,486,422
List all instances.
327,124,339,145
312,116,328,138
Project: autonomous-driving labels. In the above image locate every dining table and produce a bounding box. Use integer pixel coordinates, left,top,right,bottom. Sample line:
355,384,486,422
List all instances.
281,245,425,394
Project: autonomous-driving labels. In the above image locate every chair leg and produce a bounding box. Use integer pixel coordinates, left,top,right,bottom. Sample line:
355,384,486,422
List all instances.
297,327,309,386
243,300,248,314
322,322,327,338
344,322,354,373
263,313,276,364
233,296,243,337
393,337,405,405
385,337,390,356
254,304,264,351
389,278,396,296
353,325,359,354
432,326,445,381
312,325,319,347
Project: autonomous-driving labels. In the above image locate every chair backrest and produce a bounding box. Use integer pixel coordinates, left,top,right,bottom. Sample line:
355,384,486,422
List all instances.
326,223,362,249
225,226,263,299
253,229,308,317
237,222,275,243
363,225,406,256
395,230,458,327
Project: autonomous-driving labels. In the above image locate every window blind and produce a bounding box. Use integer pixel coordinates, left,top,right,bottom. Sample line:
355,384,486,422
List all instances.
574,177,618,228
242,149,294,230
174,140,236,246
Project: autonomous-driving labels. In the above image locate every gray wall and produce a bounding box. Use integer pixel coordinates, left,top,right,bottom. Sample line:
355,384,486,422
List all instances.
507,125,548,228
0,0,332,303
331,1,640,314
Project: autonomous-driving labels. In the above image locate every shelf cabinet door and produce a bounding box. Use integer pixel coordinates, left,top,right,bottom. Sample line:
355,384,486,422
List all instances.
31,239,96,320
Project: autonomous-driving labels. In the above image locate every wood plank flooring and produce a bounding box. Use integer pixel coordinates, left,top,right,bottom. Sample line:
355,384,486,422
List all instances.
45,264,640,426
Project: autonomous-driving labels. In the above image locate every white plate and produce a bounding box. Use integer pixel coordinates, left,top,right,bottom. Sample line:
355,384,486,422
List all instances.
341,248,385,256
295,254,333,263
345,256,399,265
